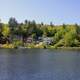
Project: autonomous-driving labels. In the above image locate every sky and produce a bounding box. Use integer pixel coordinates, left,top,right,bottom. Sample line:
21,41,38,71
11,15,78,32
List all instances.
0,0,80,24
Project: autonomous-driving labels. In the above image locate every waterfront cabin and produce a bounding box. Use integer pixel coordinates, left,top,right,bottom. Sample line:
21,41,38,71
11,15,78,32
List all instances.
43,37,53,45
26,36,33,43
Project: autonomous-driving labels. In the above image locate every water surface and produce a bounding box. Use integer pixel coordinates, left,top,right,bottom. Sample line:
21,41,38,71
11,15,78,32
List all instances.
0,49,80,80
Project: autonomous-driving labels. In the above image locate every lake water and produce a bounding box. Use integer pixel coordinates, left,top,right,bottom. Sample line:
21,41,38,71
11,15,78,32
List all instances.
0,49,80,80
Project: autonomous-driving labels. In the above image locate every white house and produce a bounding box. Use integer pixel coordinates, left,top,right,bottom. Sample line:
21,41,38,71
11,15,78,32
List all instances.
43,37,53,45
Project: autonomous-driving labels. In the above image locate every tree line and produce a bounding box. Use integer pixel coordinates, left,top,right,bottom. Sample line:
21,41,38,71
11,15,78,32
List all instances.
0,17,80,47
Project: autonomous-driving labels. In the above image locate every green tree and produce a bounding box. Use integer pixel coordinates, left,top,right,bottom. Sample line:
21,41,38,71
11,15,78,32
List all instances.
2,24,10,37
8,17,18,29
50,22,54,27
64,31,77,47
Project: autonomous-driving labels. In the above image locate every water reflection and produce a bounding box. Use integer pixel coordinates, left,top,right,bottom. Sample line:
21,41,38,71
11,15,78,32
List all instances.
0,49,80,80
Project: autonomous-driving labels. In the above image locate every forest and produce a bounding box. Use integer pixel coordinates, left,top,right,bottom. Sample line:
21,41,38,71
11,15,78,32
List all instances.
0,17,80,48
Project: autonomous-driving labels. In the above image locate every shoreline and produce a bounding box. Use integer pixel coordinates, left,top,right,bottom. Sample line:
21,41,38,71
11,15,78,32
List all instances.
0,44,80,50
0,46,80,50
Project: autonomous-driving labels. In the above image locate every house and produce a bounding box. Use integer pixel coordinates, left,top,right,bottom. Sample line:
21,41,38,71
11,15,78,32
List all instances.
26,36,33,43
38,37,43,42
43,37,53,45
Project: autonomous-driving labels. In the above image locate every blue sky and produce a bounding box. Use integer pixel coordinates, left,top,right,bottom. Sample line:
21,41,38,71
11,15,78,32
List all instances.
0,0,80,24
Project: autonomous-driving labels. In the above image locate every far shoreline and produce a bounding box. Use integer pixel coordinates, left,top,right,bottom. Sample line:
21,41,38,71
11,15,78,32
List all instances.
0,47,80,50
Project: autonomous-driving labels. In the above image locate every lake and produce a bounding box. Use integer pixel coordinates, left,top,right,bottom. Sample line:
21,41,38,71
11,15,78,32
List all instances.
0,49,80,80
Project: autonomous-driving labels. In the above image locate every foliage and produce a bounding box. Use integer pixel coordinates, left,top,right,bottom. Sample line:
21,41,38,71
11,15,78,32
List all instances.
0,18,80,48
2,24,10,37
